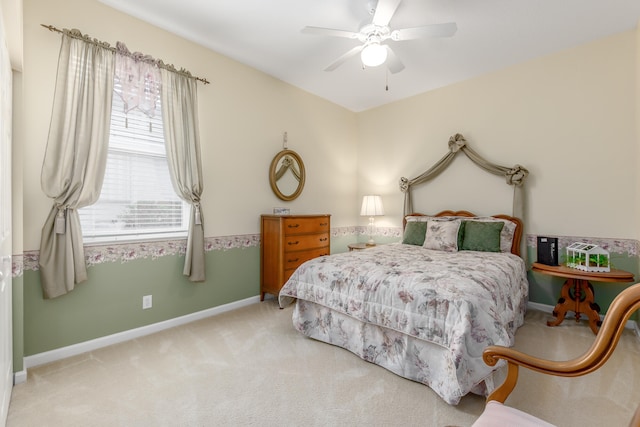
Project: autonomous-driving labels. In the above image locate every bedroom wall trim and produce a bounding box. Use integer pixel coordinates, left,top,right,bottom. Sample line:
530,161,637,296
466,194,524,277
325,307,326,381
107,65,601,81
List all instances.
18,229,634,272
13,369,25,385
20,294,260,375
15,227,369,272
525,234,639,257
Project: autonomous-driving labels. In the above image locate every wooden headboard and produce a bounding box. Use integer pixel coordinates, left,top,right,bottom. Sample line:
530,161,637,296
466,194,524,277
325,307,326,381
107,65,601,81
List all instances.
403,210,523,257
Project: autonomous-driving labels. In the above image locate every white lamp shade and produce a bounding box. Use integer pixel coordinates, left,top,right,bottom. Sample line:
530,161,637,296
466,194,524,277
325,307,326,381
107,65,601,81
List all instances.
360,43,387,67
360,195,385,216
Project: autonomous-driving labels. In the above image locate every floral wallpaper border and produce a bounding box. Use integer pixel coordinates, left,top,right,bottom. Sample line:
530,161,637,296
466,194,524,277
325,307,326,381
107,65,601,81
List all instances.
10,227,638,277
16,234,260,276
13,226,367,277
525,234,639,257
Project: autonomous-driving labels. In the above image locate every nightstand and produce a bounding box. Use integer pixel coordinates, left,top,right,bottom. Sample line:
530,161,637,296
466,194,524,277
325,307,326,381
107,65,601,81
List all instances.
348,243,370,251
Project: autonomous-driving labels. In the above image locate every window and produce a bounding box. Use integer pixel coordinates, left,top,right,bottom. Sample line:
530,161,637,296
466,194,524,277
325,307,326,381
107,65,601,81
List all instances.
79,82,189,243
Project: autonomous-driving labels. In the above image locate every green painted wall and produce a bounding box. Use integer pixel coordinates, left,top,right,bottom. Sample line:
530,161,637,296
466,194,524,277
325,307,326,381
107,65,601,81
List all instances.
333,234,400,253
18,231,362,359
22,246,259,356
330,235,355,254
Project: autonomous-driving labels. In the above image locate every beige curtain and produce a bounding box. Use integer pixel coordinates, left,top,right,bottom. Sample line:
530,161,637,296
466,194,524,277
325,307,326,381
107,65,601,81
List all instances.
160,68,205,281
39,31,115,299
400,133,529,219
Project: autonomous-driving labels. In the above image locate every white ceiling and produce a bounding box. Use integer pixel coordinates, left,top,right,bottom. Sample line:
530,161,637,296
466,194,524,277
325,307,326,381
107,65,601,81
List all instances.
99,0,640,112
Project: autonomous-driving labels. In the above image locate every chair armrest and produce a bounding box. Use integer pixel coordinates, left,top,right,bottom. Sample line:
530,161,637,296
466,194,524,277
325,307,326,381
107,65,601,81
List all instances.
483,283,640,403
630,404,640,427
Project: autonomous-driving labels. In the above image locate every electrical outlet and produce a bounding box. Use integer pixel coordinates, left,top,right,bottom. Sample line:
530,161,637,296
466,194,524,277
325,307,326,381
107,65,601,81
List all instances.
142,295,152,309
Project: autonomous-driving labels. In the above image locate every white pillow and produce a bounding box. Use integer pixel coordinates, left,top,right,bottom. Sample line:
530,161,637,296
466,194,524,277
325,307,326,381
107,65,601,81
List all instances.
405,215,430,223
423,219,461,252
405,215,460,223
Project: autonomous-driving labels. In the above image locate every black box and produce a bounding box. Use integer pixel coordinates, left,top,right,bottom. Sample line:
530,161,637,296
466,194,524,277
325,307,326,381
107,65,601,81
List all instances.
537,236,558,266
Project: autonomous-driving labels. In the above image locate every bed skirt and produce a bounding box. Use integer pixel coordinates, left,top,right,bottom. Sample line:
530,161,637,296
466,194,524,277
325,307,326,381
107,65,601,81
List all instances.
292,299,504,405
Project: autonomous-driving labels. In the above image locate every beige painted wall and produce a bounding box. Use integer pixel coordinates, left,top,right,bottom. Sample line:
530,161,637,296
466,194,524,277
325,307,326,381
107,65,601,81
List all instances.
19,0,639,247
358,31,638,240
20,0,358,251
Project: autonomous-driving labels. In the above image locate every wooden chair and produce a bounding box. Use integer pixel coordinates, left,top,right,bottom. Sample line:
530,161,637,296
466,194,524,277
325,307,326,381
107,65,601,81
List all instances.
472,282,640,427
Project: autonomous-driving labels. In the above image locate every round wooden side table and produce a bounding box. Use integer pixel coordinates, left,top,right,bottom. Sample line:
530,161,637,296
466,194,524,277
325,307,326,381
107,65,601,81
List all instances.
532,262,634,334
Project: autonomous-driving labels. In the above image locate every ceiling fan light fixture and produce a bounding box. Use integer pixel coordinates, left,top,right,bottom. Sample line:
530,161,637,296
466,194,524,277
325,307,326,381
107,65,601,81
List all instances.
361,42,387,67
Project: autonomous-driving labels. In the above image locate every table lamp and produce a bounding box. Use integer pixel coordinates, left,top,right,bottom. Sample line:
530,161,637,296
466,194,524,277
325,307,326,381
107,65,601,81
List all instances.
360,195,384,246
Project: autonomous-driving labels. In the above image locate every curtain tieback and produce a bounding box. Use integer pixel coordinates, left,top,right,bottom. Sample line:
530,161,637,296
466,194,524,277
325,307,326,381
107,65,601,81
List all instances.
55,207,67,234
194,203,202,225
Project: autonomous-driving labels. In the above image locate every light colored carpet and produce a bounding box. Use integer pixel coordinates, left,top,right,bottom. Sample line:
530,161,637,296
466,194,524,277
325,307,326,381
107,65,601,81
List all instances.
7,299,640,427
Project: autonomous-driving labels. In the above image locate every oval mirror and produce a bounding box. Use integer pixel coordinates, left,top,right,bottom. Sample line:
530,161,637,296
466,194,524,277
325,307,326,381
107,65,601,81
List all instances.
269,149,306,201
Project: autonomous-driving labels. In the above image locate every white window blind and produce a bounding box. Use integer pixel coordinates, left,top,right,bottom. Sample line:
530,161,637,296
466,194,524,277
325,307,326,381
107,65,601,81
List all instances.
79,82,189,242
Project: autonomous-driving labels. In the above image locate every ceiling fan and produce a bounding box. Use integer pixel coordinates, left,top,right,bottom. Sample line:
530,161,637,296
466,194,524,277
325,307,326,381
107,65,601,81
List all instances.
302,0,457,74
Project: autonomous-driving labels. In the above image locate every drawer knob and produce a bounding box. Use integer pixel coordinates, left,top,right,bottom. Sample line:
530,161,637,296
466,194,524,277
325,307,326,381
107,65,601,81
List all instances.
319,237,328,242
288,241,299,245
288,224,300,228
320,222,328,226
288,258,300,263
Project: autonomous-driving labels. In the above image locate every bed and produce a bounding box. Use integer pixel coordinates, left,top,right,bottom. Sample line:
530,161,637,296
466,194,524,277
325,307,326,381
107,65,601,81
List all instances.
278,210,529,405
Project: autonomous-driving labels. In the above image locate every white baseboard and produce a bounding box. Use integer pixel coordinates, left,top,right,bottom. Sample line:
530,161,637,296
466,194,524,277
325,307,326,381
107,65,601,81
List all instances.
527,301,638,330
21,295,261,374
13,369,26,385
527,301,555,314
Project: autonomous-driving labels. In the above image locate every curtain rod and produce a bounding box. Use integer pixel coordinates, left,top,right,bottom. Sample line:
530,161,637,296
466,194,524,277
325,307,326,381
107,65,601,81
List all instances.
41,24,210,85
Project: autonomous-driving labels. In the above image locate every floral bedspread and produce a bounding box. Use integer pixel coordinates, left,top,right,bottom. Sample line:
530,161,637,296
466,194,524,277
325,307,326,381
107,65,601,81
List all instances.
278,243,529,404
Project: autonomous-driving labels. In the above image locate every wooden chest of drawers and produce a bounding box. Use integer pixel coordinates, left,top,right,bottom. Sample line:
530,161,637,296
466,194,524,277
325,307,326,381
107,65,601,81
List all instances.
260,214,330,300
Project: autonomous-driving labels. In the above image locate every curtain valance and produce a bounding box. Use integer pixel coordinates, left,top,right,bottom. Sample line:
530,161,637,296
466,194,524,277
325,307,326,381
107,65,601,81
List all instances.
115,42,162,117
399,133,529,220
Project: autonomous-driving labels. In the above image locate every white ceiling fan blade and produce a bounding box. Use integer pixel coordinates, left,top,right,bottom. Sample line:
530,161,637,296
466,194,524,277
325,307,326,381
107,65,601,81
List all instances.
324,45,364,72
391,22,458,41
385,45,404,74
301,26,360,39
372,0,402,27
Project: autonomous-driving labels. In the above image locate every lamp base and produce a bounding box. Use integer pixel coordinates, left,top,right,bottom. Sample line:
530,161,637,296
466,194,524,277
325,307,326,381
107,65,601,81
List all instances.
366,216,376,247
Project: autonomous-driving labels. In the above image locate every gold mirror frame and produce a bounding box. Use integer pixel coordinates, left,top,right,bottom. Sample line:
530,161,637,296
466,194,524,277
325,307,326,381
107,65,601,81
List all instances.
269,149,306,201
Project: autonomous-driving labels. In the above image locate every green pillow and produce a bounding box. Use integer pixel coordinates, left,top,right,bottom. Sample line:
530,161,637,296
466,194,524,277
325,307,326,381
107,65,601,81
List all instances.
457,220,466,249
461,220,504,252
402,221,427,246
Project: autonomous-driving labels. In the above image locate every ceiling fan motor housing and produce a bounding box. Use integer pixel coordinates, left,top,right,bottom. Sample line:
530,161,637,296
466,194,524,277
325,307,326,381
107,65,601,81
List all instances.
359,24,391,43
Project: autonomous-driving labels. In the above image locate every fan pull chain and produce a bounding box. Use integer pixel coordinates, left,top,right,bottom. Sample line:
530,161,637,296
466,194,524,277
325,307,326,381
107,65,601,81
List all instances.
385,69,389,91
